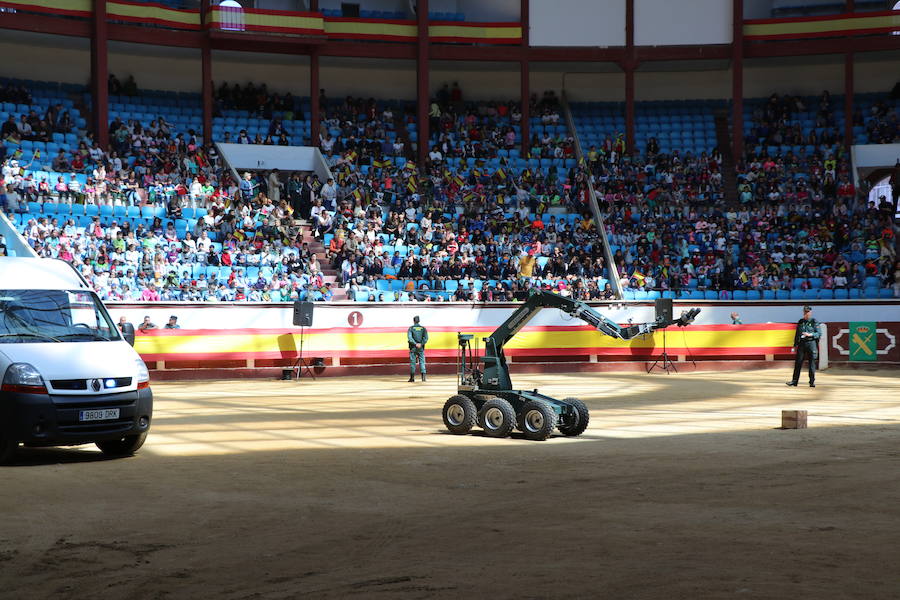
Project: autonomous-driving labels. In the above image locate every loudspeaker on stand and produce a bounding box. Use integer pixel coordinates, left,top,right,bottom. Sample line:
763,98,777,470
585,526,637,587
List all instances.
654,297,673,323
293,301,314,327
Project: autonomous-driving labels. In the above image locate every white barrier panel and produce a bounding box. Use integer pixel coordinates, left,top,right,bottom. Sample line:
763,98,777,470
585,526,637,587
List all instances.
105,301,900,331
529,0,626,47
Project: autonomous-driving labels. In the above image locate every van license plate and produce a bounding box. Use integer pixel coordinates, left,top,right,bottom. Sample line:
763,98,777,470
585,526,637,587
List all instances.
79,409,120,422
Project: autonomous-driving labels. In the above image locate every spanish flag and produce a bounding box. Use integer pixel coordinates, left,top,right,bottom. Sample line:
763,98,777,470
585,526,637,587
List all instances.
403,161,416,172
373,158,392,169
495,168,506,180
406,176,418,193
33,149,41,160
452,174,465,188
351,188,363,202
463,191,479,203
345,150,358,162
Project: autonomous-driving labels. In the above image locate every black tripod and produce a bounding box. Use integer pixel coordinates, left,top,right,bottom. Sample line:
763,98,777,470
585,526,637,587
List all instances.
647,327,677,374
292,325,316,380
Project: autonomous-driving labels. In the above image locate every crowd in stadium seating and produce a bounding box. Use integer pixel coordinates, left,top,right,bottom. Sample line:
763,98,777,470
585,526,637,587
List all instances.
308,87,619,302
1,76,899,302
582,88,898,300
746,91,842,149
863,98,899,144
0,79,333,301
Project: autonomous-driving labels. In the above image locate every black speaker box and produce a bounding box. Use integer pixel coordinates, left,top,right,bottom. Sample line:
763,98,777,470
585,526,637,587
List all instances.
293,301,314,327
654,297,673,323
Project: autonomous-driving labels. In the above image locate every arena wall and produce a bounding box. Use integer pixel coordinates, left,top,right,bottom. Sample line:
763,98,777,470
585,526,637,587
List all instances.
107,302,900,373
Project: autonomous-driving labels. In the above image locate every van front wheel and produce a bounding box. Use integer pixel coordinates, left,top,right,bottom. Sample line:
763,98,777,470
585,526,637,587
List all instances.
0,434,18,464
96,432,147,457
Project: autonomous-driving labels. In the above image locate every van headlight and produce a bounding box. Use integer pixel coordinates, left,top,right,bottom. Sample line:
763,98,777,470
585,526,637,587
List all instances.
136,359,150,389
1,363,47,394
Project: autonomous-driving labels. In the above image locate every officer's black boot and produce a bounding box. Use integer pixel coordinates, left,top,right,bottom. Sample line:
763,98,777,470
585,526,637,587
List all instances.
408,373,415,383
421,372,426,382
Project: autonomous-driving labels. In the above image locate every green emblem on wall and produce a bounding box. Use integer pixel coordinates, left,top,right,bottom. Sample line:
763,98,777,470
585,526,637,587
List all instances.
849,322,877,362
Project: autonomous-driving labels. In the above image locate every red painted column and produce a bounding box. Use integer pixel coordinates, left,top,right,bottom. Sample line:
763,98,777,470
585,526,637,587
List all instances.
310,49,320,146
844,51,854,148
309,0,319,147
91,0,109,148
520,0,529,155
520,60,530,156
201,45,212,145
201,0,212,145
732,0,744,159
624,0,635,154
844,2,854,148
416,0,429,167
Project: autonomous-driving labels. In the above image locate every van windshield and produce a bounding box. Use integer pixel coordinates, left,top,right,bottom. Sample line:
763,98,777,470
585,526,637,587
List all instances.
0,290,121,343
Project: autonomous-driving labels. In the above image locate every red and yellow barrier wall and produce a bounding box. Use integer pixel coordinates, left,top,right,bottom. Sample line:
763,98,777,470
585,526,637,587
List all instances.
744,10,900,40
135,323,797,366
0,0,522,42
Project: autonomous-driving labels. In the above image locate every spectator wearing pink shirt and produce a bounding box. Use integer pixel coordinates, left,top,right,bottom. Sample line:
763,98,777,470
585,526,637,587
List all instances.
140,284,160,302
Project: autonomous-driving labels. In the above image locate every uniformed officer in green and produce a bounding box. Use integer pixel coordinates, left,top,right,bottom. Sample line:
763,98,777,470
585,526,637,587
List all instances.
787,305,820,388
408,315,429,382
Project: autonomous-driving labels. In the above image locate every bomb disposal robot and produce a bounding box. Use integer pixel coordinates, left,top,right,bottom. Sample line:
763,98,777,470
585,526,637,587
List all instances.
443,290,700,440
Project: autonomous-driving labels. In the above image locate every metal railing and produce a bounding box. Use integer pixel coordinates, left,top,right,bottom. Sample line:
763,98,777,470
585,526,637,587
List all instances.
560,89,623,300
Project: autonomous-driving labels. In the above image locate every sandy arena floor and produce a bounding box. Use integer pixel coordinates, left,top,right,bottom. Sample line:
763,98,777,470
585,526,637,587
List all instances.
1,367,899,599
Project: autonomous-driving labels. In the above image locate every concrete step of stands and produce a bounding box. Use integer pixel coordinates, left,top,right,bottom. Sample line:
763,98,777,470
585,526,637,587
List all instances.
714,113,739,205
295,220,347,301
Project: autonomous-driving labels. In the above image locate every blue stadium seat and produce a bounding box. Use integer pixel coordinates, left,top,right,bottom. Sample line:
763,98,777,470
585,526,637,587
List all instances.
732,290,747,300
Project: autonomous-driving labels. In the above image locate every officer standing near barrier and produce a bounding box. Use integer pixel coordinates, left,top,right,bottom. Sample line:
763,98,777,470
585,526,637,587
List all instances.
787,305,820,388
408,316,429,382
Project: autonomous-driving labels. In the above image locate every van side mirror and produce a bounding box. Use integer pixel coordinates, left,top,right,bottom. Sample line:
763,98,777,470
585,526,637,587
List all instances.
121,323,136,347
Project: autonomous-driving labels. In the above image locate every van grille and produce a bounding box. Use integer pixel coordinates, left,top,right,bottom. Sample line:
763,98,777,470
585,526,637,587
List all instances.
50,378,132,391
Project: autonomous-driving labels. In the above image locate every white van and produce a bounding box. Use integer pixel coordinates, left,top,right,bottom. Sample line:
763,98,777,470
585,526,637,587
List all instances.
0,258,152,463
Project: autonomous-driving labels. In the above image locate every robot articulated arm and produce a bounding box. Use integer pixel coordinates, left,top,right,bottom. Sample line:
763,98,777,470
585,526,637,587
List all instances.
464,290,701,392
563,298,701,341
485,289,700,350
